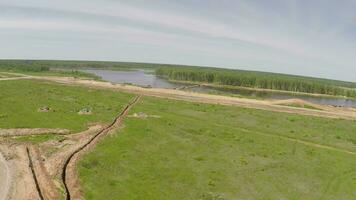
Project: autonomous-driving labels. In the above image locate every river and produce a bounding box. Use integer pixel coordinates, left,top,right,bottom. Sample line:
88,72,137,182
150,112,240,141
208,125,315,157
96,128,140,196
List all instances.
83,69,356,108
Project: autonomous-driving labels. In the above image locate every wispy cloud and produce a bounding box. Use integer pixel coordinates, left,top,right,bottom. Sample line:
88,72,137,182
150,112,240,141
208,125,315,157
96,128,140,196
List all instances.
0,0,355,81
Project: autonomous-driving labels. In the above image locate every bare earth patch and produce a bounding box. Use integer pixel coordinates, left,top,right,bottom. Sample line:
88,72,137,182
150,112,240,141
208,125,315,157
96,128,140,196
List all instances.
0,125,102,200
0,128,70,137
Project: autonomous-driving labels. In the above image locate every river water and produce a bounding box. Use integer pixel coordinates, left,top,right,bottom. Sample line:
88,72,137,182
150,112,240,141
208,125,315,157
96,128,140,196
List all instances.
83,69,356,108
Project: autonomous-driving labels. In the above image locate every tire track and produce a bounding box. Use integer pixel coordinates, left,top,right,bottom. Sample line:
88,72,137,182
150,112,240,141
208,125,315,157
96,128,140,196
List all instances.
62,95,141,200
26,147,45,200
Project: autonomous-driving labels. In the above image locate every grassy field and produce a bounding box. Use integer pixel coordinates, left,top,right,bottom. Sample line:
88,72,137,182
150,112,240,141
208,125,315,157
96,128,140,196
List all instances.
79,96,356,200
0,79,133,132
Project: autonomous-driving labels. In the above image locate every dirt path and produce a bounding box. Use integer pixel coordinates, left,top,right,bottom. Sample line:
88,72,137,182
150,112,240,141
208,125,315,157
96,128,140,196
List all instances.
62,95,141,200
0,128,70,137
0,76,33,81
0,145,41,200
0,152,11,200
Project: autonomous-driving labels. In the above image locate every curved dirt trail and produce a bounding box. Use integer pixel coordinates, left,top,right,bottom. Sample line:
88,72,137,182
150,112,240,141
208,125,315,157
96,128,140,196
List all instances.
62,95,142,200
0,152,11,200
0,76,33,81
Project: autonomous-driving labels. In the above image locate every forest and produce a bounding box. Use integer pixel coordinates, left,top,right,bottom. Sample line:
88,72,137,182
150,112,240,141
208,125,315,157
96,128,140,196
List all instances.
0,60,160,71
156,67,356,98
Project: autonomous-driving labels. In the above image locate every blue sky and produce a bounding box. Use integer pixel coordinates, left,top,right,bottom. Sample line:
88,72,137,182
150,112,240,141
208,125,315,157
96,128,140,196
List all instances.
0,0,355,81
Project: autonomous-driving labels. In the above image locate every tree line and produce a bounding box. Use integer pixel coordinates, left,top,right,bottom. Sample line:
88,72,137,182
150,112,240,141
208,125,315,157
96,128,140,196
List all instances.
156,67,356,98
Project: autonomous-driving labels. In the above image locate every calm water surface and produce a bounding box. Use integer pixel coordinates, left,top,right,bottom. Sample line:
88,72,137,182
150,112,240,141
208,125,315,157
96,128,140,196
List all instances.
84,69,180,89
84,69,356,108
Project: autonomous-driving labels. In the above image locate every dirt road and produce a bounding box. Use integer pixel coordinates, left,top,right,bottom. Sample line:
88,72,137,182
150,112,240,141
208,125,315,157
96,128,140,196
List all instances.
0,76,32,81
0,152,11,200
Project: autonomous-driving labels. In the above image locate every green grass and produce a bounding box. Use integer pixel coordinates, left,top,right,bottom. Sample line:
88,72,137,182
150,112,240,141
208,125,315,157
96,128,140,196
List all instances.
0,79,134,132
79,96,356,200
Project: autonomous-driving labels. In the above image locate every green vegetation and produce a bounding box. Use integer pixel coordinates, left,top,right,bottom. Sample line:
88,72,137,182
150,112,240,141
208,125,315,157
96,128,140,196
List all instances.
0,79,133,132
79,96,356,200
156,67,356,98
0,59,158,71
0,60,50,72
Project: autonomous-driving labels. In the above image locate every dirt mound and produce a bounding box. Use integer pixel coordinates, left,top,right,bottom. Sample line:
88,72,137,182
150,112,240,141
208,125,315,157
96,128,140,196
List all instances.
78,108,92,115
38,106,51,112
129,112,161,119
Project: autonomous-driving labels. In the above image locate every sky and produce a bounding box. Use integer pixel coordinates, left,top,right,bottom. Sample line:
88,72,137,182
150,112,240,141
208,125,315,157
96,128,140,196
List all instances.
0,0,355,81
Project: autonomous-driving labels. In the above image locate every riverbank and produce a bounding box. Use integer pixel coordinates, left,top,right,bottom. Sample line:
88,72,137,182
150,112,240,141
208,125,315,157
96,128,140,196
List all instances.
29,75,356,120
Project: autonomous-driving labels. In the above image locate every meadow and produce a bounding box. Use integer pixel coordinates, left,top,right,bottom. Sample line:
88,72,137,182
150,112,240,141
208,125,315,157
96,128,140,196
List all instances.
0,79,133,132
79,96,356,200
0,70,355,200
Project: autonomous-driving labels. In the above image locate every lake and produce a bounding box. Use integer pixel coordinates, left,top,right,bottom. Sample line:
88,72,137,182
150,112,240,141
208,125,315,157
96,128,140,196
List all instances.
83,69,356,108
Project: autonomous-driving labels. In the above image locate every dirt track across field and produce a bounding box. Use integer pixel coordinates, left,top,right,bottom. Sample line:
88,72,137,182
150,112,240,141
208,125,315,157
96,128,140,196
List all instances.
0,128,70,137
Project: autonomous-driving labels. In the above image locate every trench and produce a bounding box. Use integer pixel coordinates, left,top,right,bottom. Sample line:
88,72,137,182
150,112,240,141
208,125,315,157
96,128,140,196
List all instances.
26,147,45,200
61,95,141,200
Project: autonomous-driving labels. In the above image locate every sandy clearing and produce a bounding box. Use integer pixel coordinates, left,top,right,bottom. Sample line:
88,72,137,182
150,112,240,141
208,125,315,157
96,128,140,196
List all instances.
0,145,41,200
0,125,105,200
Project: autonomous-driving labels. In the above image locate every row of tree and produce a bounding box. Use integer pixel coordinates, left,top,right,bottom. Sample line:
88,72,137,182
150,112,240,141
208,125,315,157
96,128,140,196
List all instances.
0,60,159,71
156,67,356,98
0,60,50,72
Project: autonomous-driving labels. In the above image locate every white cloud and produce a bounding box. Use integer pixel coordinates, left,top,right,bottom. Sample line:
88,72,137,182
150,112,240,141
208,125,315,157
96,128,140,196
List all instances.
0,0,355,81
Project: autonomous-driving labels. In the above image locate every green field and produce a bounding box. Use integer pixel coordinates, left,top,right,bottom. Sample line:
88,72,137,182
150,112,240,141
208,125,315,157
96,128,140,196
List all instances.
0,79,133,132
79,96,356,200
1,78,355,200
